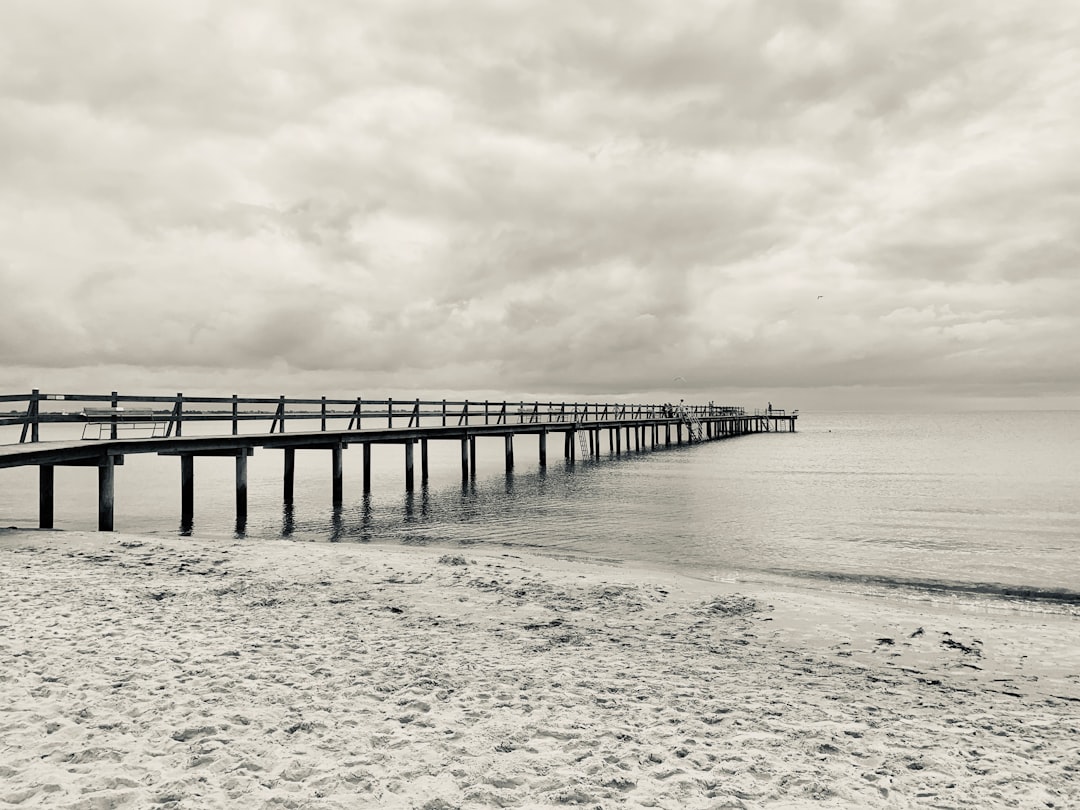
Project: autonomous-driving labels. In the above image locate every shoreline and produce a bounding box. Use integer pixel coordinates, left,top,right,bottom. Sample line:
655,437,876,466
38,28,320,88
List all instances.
2,529,1077,808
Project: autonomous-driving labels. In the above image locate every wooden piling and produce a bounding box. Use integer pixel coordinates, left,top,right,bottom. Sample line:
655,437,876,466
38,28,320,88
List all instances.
421,438,429,484
283,448,295,505
98,458,115,532
235,452,248,525
539,431,547,467
404,441,414,492
461,437,470,479
181,455,195,524
362,443,372,492
332,445,344,504
504,435,514,471
39,465,54,529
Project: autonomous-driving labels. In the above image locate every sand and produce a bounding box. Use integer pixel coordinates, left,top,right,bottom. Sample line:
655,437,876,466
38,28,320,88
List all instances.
1,529,1077,809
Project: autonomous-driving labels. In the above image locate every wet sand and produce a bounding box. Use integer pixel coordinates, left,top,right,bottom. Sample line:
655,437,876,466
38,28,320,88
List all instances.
1,529,1077,808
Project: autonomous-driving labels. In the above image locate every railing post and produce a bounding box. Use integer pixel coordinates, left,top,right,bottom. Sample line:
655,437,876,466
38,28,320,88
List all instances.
321,397,328,432
349,397,363,431
20,389,41,444
388,397,393,428
110,391,118,440
232,394,239,436
485,400,489,425
175,393,183,438
442,399,447,427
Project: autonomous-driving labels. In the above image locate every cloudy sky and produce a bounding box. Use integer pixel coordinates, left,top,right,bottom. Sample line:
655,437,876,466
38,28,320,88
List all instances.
2,1,1078,410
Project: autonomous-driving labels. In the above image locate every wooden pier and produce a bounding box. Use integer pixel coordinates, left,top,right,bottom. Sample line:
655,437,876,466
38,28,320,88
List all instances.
0,391,797,532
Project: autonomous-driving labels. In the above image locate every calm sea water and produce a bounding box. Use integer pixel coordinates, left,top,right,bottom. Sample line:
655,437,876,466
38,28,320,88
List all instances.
2,411,1078,610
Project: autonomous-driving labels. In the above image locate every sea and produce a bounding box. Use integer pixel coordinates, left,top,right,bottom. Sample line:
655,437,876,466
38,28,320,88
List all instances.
2,411,1078,613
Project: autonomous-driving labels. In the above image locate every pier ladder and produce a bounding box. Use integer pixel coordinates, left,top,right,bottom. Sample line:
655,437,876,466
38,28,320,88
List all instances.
678,405,706,442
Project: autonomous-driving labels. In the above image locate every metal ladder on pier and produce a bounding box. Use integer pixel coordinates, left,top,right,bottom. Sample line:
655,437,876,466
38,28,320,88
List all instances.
677,405,706,442
576,426,591,458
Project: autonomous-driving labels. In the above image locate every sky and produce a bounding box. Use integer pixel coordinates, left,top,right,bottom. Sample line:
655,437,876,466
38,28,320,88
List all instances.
2,0,1079,411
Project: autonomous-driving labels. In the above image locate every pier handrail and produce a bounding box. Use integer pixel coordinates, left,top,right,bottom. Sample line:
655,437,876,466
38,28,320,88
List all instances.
1,390,752,445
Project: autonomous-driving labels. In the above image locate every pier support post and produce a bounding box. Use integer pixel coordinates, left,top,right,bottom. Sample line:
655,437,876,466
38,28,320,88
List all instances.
404,441,414,492
181,455,194,526
421,439,429,485
332,445,344,505
362,444,372,493
39,465,54,529
98,458,115,532
615,428,621,455
539,431,547,467
460,438,469,479
665,425,671,447
504,435,514,472
469,436,477,473
235,452,248,527
677,424,683,445
283,448,295,505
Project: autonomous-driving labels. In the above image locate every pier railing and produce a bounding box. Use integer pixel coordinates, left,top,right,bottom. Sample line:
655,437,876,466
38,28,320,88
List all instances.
1,390,747,445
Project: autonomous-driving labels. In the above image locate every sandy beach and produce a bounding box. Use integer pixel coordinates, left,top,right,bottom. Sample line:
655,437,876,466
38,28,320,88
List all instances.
1,529,1077,809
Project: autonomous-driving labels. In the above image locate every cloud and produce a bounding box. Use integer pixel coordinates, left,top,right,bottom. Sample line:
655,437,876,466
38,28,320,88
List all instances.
1,0,1079,405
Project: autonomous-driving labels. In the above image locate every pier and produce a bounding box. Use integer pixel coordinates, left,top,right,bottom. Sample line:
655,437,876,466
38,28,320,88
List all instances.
0,390,797,532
